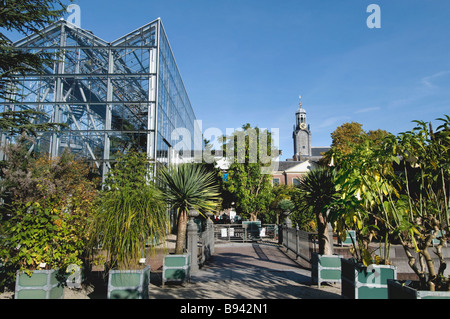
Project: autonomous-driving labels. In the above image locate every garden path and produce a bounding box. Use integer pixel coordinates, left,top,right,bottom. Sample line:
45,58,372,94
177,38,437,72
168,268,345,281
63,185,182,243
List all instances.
148,242,341,299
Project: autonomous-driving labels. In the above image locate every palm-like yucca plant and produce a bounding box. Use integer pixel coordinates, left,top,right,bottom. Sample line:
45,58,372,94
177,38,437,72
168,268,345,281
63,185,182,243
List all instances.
296,166,338,255
158,163,220,255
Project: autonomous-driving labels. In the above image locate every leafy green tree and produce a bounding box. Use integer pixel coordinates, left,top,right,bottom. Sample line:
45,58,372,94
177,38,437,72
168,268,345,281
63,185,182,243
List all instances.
267,185,296,224
328,133,394,265
158,163,220,255
89,151,168,270
321,122,388,165
380,117,450,290
222,124,276,221
330,115,450,291
0,0,70,134
290,189,316,231
0,145,97,289
329,122,364,155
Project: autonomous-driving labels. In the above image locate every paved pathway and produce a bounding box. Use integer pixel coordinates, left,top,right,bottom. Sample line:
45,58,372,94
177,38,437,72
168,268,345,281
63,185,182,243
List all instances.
148,242,341,299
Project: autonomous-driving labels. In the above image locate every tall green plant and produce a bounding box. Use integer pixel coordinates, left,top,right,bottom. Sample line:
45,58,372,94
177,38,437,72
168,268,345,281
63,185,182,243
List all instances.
296,167,338,255
89,152,168,270
221,124,276,221
158,163,220,255
1,1,71,136
0,148,97,290
329,134,395,265
290,189,316,232
330,115,450,291
379,117,450,291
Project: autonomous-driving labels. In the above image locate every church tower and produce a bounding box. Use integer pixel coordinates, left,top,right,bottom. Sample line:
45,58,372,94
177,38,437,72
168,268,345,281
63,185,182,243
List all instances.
293,96,311,160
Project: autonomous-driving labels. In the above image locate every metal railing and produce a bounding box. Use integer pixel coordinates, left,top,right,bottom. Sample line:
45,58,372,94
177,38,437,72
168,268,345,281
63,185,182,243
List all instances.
214,224,278,243
280,225,317,263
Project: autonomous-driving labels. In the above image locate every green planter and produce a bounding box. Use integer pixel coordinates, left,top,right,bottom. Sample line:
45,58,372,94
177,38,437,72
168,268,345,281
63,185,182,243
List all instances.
15,269,64,299
311,253,343,288
162,254,190,286
242,221,262,241
388,280,450,299
338,230,356,246
107,266,150,299
341,258,397,299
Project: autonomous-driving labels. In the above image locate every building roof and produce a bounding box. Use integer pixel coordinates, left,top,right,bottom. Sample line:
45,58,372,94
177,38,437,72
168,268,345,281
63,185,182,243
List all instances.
311,147,331,157
274,160,317,173
276,161,304,172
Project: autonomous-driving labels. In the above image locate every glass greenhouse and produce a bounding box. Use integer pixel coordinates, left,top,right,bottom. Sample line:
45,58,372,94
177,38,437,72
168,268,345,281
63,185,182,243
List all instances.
0,18,201,179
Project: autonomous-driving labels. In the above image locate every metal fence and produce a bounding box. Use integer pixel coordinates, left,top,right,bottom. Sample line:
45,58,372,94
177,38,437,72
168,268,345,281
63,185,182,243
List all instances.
214,224,278,243
280,225,318,263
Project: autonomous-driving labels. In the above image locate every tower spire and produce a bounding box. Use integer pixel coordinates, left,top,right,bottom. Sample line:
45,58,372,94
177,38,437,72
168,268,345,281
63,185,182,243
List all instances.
293,95,311,159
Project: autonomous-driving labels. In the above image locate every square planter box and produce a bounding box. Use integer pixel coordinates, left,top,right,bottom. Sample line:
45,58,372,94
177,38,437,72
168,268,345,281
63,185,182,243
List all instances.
341,258,397,299
388,280,450,299
311,253,343,288
107,266,150,299
15,269,64,299
162,253,190,286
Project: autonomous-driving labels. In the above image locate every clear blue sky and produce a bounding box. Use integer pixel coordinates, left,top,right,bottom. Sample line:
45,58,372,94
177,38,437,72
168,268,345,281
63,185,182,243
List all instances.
7,0,450,160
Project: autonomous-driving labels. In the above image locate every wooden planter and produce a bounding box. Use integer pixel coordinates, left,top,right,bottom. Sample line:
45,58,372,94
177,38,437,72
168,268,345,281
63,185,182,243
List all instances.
107,266,150,299
162,254,190,286
311,253,343,288
15,269,64,299
388,280,450,299
341,258,397,299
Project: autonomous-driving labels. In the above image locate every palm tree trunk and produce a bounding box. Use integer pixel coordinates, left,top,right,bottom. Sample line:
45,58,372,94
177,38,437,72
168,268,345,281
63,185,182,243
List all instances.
317,211,333,255
175,209,188,254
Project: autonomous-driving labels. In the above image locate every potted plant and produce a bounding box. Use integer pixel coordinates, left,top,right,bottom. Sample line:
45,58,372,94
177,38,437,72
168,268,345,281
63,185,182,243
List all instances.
294,167,343,288
88,151,168,299
0,147,96,299
381,117,450,298
3,201,88,299
328,131,398,299
158,163,220,284
329,116,450,298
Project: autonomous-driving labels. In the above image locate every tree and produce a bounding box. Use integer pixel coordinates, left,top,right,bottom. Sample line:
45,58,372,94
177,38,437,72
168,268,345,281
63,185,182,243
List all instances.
378,118,450,290
267,185,296,224
296,167,338,255
89,151,168,270
329,122,364,155
328,133,394,265
222,124,277,221
329,115,450,291
158,163,220,255
290,189,316,231
321,122,388,165
0,142,97,289
0,136,98,217
0,0,70,134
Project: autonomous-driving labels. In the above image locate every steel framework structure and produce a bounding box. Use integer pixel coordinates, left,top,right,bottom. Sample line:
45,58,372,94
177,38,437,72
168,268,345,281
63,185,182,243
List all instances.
0,18,200,178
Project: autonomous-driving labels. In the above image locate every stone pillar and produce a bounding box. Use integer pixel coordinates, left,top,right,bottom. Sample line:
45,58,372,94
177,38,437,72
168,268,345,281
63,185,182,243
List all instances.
327,222,334,255
187,210,199,273
206,213,215,258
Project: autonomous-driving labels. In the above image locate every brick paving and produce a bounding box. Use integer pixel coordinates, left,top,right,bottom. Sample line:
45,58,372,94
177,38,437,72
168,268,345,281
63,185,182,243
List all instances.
148,242,342,299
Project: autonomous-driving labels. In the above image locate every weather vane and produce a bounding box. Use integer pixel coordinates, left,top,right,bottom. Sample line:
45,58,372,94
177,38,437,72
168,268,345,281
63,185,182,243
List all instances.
299,95,302,108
